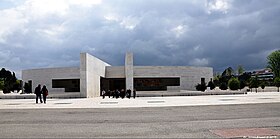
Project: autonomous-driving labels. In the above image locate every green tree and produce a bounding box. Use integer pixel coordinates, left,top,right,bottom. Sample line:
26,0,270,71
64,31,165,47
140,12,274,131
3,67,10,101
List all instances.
213,73,221,87
220,67,234,89
267,50,280,78
228,77,240,90
196,83,207,92
0,79,4,90
249,77,259,93
260,82,266,92
13,80,21,92
219,82,228,90
238,72,251,83
248,82,253,92
237,65,244,76
222,67,234,77
239,80,246,90
274,77,280,92
0,68,19,93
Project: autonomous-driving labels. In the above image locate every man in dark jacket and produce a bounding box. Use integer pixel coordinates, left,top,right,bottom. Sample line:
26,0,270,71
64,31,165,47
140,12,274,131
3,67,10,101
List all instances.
35,84,42,104
41,85,48,104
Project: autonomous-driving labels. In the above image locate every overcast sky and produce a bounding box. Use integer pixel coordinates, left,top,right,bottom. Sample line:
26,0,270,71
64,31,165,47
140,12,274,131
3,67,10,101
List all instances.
0,0,280,78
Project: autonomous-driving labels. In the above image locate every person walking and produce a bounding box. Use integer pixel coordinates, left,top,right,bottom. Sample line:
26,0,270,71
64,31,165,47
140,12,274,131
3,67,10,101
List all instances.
127,89,131,99
34,84,42,104
116,89,120,99
112,90,115,98
41,85,48,104
133,89,136,99
102,90,106,99
121,89,125,99
108,90,111,98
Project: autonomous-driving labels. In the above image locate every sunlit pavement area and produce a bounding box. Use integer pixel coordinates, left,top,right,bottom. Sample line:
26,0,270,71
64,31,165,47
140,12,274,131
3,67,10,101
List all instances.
0,92,280,109
0,92,280,138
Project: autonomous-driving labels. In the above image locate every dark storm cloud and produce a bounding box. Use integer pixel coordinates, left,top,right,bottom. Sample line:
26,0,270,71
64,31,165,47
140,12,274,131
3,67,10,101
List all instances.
0,0,280,78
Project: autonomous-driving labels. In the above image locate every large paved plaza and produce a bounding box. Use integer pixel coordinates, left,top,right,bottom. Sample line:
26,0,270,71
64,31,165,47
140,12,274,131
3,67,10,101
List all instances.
0,92,280,109
0,92,280,138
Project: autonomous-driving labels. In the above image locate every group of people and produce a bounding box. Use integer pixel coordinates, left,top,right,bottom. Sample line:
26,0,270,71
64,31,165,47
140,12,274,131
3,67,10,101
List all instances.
102,89,136,99
34,85,136,103
34,84,48,104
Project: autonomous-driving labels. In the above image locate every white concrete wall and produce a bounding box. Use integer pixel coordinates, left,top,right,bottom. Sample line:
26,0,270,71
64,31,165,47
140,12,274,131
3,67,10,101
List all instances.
80,53,110,98
22,53,213,98
105,66,213,91
125,52,134,91
133,66,213,91
105,66,125,78
22,67,80,95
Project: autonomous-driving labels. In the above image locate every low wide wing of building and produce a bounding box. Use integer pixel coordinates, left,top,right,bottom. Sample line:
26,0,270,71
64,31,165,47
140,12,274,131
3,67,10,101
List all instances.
22,53,213,98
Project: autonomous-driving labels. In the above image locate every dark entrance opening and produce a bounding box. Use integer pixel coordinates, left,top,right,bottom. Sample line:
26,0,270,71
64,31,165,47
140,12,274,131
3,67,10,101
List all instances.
201,78,205,84
100,78,125,92
100,77,180,92
28,80,32,91
134,77,180,91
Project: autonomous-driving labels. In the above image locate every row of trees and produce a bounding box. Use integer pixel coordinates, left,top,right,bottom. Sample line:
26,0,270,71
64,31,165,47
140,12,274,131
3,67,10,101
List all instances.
196,69,280,92
0,68,21,93
268,50,280,92
196,50,280,92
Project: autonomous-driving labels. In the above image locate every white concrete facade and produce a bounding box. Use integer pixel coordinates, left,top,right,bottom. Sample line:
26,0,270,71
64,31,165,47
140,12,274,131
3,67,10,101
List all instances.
133,66,213,90
125,52,134,91
22,52,213,98
22,67,80,96
80,53,110,98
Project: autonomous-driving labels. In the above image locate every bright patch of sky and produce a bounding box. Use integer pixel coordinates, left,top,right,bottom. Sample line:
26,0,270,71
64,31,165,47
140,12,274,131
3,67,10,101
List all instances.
0,0,24,9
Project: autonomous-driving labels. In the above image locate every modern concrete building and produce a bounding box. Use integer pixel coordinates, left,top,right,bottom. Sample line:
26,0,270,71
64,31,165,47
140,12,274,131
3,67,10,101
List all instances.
22,53,213,98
